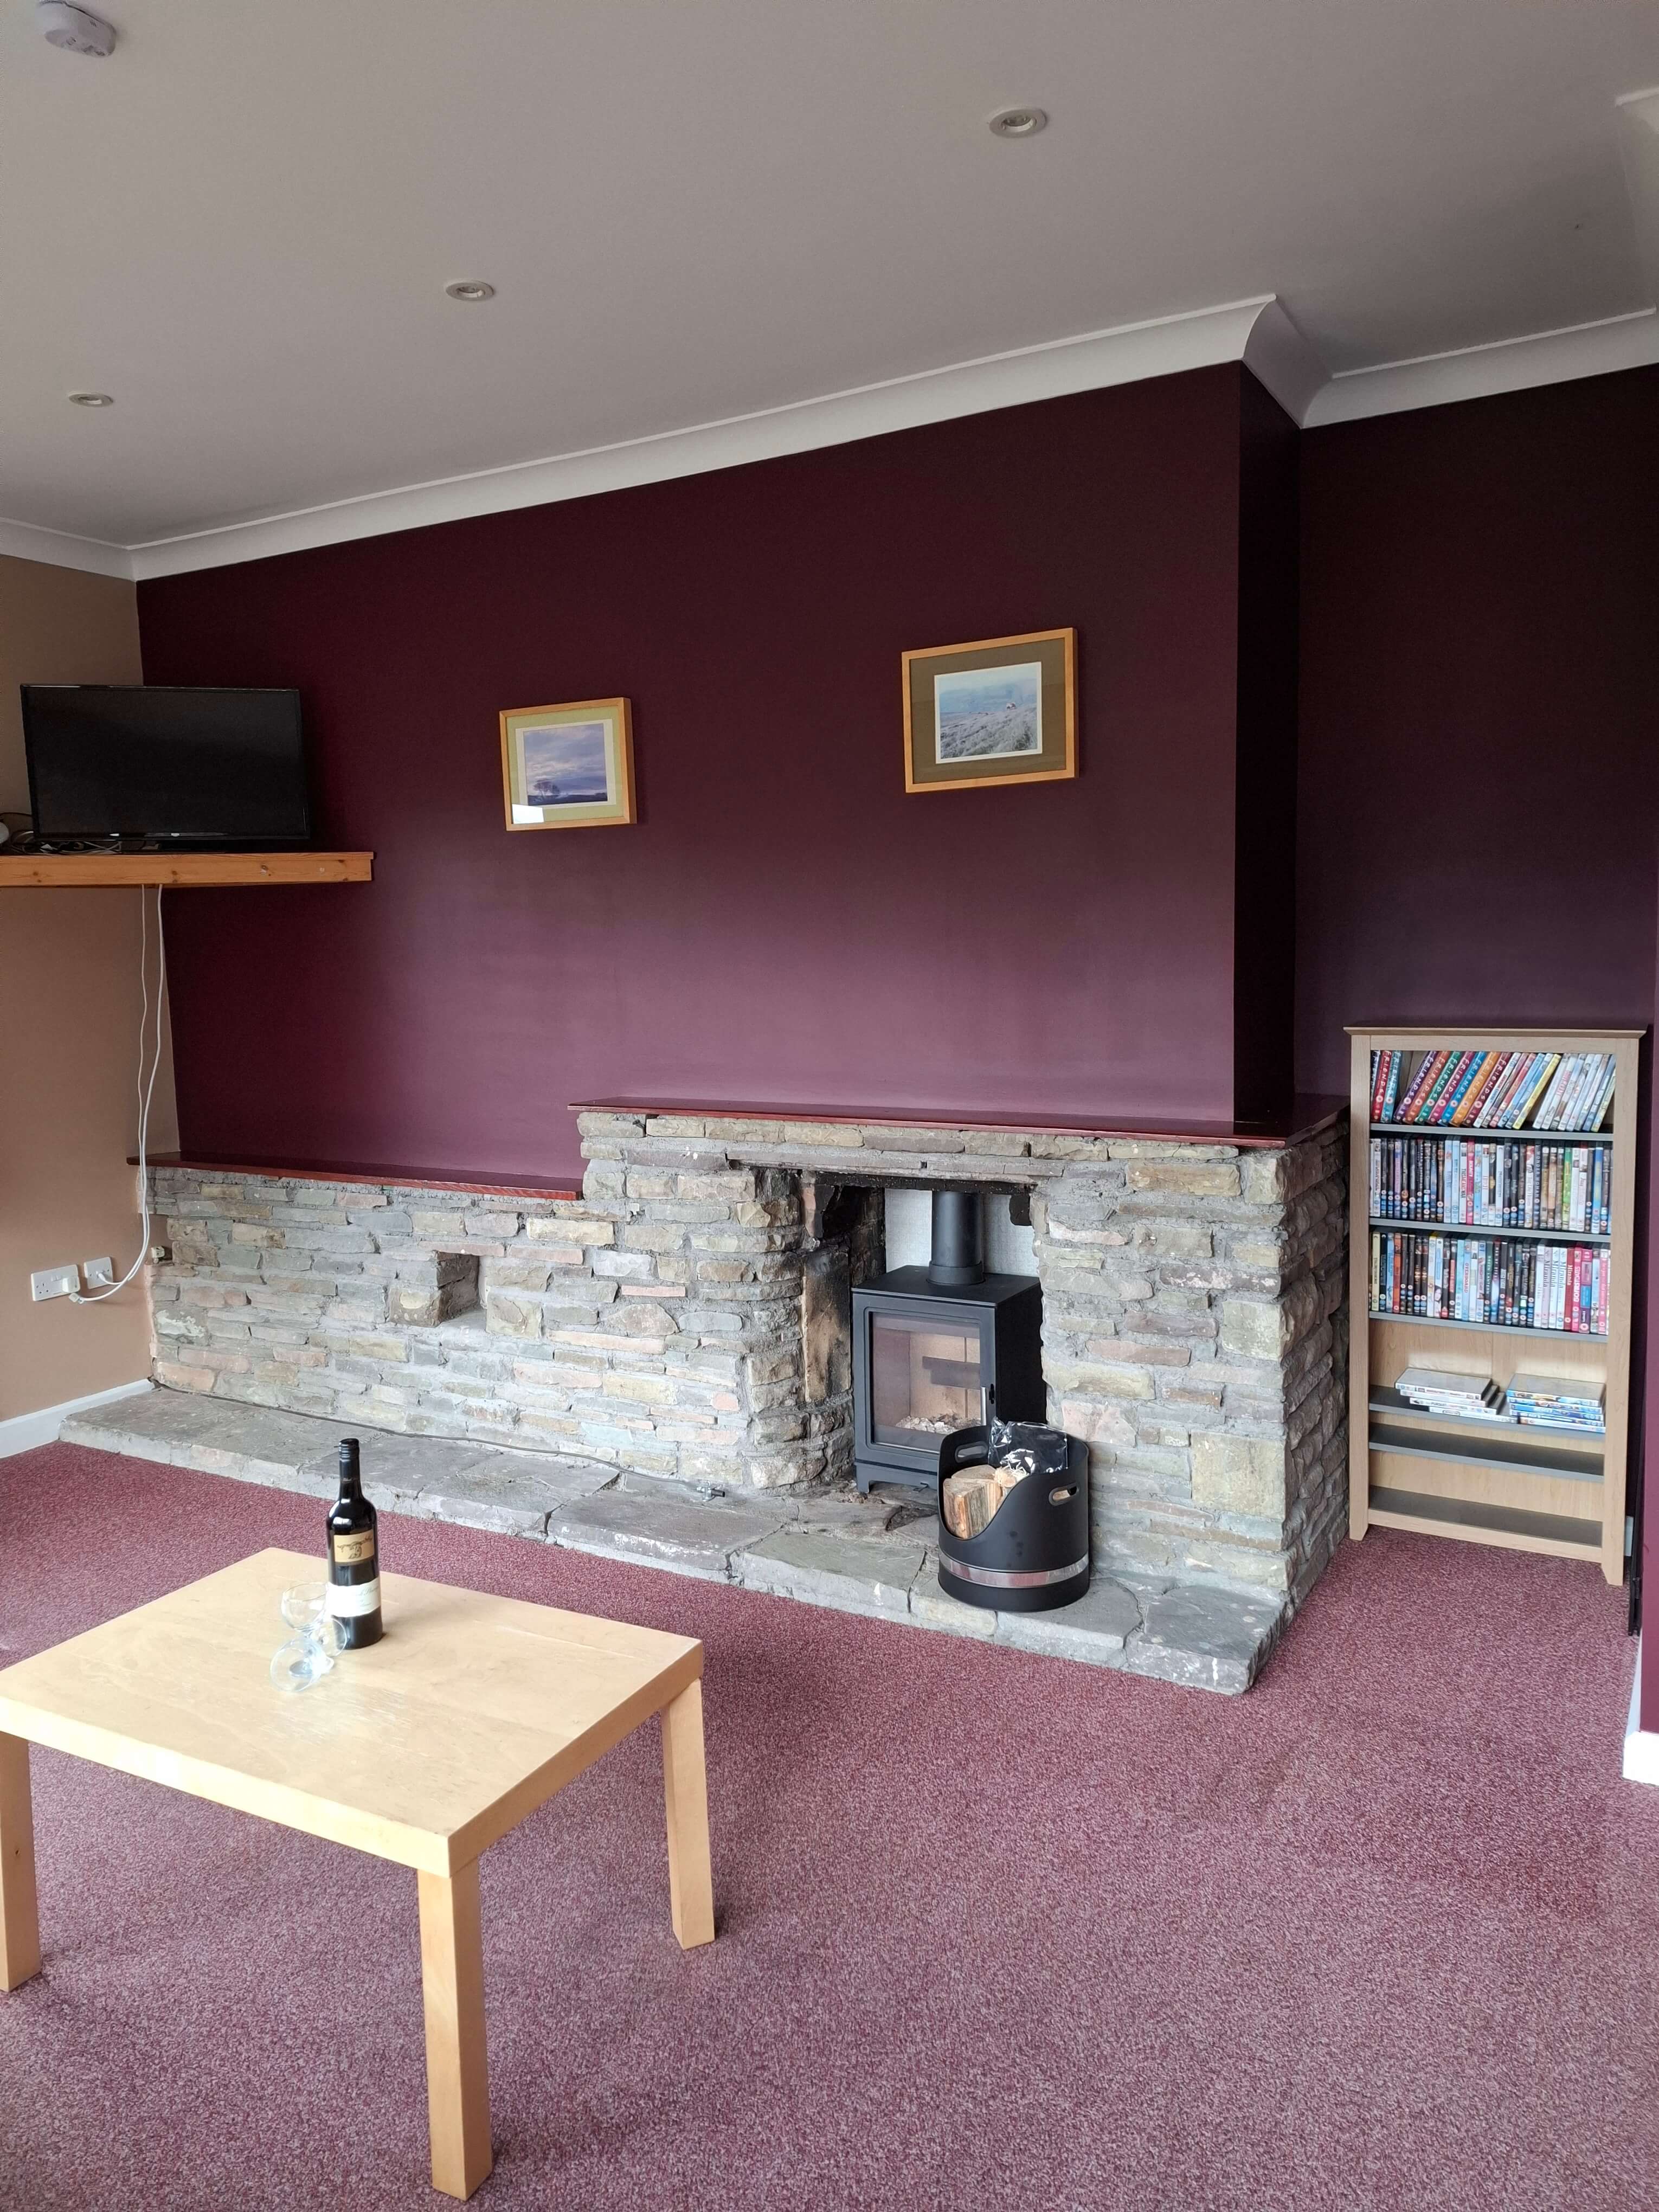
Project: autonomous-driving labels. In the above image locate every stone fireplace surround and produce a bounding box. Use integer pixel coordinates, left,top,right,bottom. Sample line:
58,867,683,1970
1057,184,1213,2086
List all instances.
142,1102,1348,1629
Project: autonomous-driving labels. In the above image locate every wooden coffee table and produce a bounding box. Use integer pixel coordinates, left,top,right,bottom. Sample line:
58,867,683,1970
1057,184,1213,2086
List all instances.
0,1547,713,2198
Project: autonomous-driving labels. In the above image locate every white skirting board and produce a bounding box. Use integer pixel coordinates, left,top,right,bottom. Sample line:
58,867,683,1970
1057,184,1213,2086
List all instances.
1623,1634,1659,1786
0,1378,153,1460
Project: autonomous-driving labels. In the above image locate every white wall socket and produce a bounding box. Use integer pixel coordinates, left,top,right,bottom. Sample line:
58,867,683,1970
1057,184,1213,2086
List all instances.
82,1256,115,1287
30,1264,80,1302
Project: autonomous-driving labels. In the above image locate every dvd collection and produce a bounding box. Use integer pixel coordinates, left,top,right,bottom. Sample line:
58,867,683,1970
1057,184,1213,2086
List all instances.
1369,1230,1609,1335
1369,1136,1611,1233
1369,1047,1616,1132
1504,1375,1606,1431
1393,1367,1605,1433
1392,1369,1509,1422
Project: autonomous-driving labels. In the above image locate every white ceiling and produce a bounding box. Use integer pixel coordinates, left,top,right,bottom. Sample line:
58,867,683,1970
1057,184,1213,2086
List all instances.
3,0,1658,575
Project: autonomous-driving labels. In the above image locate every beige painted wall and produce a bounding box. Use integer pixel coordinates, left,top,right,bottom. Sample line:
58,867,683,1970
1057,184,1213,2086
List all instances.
0,556,178,1425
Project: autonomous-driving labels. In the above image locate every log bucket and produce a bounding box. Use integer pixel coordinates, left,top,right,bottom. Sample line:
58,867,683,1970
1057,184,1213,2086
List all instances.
936,1424,1090,1613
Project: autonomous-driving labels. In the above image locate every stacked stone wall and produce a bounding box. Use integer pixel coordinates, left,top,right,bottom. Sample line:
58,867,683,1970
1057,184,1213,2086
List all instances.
1035,1126,1348,1602
147,1110,1346,1604
149,1159,834,1488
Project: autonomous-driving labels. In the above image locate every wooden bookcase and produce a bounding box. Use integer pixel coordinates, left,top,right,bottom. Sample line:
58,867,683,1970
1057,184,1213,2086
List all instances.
1347,1026,1641,1585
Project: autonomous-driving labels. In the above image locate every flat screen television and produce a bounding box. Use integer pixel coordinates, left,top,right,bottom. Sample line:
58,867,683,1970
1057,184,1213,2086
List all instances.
21,684,310,847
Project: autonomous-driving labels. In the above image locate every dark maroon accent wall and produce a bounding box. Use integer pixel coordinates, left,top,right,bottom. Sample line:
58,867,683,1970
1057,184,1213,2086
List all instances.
1295,366,1659,1685
139,365,1293,1188
1295,369,1659,1087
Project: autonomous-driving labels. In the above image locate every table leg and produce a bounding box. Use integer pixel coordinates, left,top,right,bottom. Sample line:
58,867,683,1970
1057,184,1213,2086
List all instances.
417,1862,492,2200
0,1733,41,1991
660,1679,715,1950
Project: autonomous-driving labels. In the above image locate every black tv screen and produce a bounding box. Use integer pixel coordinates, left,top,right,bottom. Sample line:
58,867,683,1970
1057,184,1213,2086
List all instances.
21,685,310,846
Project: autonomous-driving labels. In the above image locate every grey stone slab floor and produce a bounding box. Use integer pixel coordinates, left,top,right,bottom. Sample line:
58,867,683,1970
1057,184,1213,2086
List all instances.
58,1387,1282,1692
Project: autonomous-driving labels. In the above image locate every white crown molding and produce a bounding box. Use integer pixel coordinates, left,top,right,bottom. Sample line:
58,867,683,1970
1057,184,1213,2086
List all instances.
8,284,1659,580
0,513,133,579
1618,88,1659,304
124,296,1278,580
1241,299,1328,426
1303,306,1659,428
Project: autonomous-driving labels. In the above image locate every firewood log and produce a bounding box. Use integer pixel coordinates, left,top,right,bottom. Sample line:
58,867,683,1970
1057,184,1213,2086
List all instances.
943,1466,1011,1539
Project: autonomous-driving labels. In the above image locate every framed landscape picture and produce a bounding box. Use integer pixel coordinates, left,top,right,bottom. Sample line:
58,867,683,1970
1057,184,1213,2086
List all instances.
902,628,1076,794
499,697,635,831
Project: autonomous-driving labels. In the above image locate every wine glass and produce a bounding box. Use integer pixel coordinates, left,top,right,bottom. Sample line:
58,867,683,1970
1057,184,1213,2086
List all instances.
269,1580,340,1692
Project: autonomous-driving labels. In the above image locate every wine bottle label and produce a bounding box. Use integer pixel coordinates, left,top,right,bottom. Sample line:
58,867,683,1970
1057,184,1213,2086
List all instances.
329,1577,381,1618
332,1529,376,1567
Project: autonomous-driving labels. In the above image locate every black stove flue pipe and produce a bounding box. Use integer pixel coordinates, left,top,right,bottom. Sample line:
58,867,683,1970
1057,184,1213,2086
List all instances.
928,1188,987,1285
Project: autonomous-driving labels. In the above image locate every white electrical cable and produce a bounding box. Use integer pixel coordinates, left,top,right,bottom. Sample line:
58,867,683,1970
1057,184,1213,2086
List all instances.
72,884,166,1304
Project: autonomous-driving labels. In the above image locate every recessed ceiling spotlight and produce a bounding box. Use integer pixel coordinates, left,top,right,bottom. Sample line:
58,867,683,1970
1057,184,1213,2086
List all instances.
67,390,114,407
988,107,1047,139
445,280,496,302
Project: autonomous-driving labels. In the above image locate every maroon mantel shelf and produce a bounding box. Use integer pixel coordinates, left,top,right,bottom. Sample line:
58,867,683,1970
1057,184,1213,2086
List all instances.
132,1152,580,1201
570,1095,1348,1152
135,1098,1347,1199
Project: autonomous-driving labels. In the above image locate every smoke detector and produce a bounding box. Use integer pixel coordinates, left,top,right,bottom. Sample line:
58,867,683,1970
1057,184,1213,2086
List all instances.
38,3,116,56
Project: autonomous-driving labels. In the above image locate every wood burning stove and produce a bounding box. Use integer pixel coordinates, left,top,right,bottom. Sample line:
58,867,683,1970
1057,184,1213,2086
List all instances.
851,1189,1043,1494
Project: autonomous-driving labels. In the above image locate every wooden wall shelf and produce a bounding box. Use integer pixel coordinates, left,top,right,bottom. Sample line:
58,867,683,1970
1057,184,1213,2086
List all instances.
1347,1024,1639,1585
0,851,372,889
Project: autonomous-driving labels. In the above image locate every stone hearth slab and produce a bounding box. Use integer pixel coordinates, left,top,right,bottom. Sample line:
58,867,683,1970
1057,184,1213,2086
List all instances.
547,1491,795,1580
406,1458,610,1538
186,1412,351,1495
907,1564,999,1641
56,1388,1284,1691
735,1530,927,1621
994,1576,1144,1664
294,1428,510,1504
1128,1584,1285,1694
62,1386,250,1463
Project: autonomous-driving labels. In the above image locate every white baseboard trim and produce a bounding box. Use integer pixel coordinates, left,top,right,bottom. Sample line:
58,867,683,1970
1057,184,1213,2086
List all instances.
0,1378,153,1461
1623,1634,1659,1785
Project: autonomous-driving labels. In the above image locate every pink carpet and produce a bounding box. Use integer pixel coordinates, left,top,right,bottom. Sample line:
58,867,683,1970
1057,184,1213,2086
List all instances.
1,1444,1655,2212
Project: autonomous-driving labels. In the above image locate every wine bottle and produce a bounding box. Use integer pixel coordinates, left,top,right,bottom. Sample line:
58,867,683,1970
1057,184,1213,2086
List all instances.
326,1437,382,1649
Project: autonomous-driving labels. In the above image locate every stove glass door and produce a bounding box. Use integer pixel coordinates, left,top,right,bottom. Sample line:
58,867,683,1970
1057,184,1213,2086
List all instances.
868,1310,988,1448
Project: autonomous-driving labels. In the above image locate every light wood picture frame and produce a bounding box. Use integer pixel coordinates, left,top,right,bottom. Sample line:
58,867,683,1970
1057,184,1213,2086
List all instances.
499,698,635,831
902,627,1076,794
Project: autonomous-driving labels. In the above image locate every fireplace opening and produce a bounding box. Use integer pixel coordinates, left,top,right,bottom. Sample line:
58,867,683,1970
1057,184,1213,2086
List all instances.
851,1188,1043,1494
